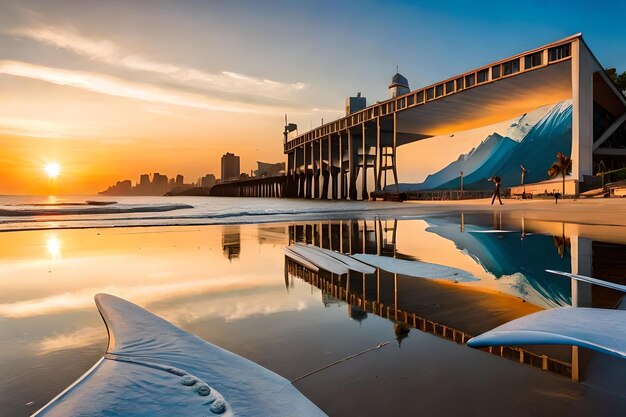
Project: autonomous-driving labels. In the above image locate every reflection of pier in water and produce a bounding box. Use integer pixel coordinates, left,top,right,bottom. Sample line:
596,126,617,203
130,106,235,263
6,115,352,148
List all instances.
286,219,576,379
288,219,399,257
286,259,573,378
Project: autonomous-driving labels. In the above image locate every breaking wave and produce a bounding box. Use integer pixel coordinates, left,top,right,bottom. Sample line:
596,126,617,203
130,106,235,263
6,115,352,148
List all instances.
0,196,406,232
0,204,193,217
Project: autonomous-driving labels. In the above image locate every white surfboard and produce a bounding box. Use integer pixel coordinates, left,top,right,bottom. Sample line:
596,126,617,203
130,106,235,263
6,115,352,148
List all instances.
546,270,626,293
467,307,626,359
32,294,328,417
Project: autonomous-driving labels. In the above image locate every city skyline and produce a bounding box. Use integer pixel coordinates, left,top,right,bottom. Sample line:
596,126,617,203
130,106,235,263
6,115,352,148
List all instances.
1,0,625,195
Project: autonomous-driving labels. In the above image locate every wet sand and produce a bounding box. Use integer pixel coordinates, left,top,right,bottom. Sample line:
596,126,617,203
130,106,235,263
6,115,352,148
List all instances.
294,329,624,417
2,205,626,416
406,197,626,227
288,267,625,416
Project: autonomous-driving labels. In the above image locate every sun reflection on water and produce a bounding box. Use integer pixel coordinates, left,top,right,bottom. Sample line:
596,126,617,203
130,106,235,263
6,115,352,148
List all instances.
46,235,62,260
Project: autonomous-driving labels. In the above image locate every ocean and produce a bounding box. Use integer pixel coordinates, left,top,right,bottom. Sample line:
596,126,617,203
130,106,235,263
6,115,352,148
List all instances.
0,195,408,232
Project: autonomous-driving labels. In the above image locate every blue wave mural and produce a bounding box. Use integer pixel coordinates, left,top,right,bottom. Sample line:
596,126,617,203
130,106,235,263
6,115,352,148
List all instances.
402,100,572,191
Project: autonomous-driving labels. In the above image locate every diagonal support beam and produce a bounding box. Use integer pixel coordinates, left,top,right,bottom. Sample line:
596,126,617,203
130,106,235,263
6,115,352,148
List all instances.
593,113,626,151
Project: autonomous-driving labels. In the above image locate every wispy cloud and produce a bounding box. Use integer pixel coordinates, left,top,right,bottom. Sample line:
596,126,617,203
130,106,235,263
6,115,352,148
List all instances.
0,116,72,138
0,60,270,113
13,26,307,98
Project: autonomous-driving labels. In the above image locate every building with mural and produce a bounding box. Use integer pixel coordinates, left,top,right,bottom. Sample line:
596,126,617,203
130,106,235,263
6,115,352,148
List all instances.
283,33,626,199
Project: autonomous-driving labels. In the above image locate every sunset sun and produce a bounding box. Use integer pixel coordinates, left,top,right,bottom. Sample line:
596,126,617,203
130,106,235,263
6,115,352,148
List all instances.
44,162,61,179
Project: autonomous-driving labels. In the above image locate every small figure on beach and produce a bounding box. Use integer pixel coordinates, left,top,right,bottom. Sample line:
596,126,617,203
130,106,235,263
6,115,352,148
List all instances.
489,176,503,205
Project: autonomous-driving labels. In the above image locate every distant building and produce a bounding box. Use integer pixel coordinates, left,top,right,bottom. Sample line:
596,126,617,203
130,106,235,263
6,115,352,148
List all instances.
111,180,131,194
200,173,216,188
101,172,195,196
254,161,285,177
136,174,150,192
346,92,367,115
152,173,168,194
221,152,240,182
388,72,410,98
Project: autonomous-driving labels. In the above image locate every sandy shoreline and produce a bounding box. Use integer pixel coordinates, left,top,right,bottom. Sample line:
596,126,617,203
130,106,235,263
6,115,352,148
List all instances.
405,197,626,227
2,204,625,416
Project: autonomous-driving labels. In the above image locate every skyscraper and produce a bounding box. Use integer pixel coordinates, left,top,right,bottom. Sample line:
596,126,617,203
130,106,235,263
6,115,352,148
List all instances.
221,152,240,182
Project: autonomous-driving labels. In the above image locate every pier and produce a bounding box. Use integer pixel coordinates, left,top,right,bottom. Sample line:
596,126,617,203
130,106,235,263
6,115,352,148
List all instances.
281,34,626,200
209,175,293,197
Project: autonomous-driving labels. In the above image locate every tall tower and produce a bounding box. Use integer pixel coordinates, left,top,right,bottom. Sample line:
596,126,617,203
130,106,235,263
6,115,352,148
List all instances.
221,152,240,182
389,72,410,98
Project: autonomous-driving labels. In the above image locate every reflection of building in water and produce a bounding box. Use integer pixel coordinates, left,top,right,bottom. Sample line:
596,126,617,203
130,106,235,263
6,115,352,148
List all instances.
288,217,626,309
285,217,626,380
222,227,241,260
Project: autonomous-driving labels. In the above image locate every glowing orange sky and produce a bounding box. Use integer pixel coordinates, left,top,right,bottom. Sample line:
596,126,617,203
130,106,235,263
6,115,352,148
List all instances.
1,1,624,195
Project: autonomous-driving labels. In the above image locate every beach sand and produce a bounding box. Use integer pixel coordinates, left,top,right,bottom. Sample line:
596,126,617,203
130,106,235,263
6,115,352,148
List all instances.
2,199,626,416
406,197,626,227
289,265,623,416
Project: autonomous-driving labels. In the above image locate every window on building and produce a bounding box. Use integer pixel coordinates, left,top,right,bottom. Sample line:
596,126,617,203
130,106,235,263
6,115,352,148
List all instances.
426,88,435,100
435,84,444,97
477,69,489,83
502,59,520,76
417,90,424,103
524,52,542,69
407,94,415,106
465,73,475,88
548,44,571,62
492,65,501,79
456,77,464,90
445,80,455,94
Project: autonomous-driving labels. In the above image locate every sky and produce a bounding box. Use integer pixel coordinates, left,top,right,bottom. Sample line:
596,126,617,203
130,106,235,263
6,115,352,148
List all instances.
1,0,625,195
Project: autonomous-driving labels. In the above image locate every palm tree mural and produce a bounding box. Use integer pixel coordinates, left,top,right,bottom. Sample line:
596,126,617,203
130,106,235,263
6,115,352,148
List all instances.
547,152,572,196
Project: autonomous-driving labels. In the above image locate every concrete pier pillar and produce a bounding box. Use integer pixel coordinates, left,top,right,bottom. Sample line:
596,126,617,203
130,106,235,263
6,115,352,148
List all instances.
313,140,320,199
299,172,306,198
331,168,338,200
306,170,313,199
361,124,369,200
321,170,329,200
326,135,333,200
348,130,358,200
339,133,346,199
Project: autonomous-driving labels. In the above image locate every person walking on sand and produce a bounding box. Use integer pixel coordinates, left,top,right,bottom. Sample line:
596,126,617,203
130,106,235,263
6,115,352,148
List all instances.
489,176,503,205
